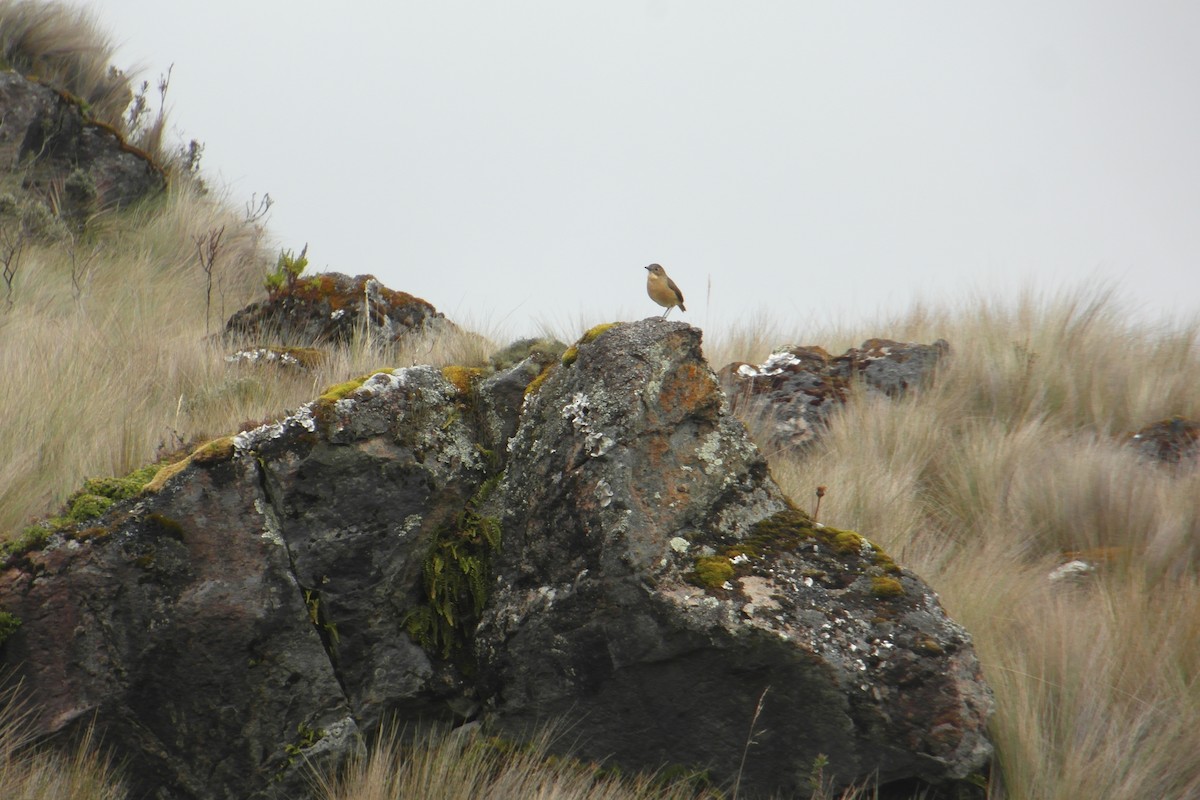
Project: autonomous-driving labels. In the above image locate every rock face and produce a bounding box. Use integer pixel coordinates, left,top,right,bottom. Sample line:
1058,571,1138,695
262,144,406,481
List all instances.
0,71,164,212
222,272,453,348
0,320,991,799
720,338,950,450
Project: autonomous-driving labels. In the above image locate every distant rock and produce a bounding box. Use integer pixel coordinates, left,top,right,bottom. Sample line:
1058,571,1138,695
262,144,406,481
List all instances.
0,71,164,214
222,272,453,348
1128,416,1200,465
720,338,950,450
0,321,991,799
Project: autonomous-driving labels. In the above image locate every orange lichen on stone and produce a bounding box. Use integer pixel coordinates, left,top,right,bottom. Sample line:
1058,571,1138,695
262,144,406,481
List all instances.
658,362,719,415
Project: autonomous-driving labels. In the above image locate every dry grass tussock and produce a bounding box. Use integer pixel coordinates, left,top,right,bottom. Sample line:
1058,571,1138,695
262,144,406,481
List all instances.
0,686,125,799
762,286,1200,800
314,724,730,800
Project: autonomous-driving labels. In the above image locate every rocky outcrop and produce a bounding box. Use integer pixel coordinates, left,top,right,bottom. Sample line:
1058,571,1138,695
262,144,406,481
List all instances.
222,272,453,348
0,321,991,799
720,338,950,450
0,70,164,213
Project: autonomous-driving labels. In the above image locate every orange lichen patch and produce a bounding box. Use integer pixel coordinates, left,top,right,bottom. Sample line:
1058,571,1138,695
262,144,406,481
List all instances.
292,274,343,307
442,365,483,395
288,273,431,313
659,363,720,415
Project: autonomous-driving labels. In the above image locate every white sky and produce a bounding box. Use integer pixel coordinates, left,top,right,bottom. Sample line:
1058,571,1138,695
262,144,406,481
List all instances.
86,1,1200,340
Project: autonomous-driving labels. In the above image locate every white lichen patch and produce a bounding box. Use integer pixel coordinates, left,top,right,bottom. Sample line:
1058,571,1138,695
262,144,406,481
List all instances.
696,430,725,474
562,392,615,458
669,536,690,553
594,478,614,508
738,351,802,378
225,348,302,368
234,405,317,454
254,498,285,546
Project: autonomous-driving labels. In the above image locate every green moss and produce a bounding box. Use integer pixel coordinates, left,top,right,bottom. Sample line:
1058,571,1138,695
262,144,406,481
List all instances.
743,509,813,557
692,555,734,589
523,363,554,396
191,436,235,465
832,530,864,555
279,346,325,369
66,493,112,523
403,478,503,664
0,611,21,646
561,323,620,367
1,525,49,561
579,322,618,344
143,458,190,493
870,575,905,599
318,377,367,404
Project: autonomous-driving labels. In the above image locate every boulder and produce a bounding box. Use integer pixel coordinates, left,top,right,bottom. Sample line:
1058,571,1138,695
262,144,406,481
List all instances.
0,71,164,213
0,321,991,799
720,338,949,450
479,322,990,796
222,272,453,348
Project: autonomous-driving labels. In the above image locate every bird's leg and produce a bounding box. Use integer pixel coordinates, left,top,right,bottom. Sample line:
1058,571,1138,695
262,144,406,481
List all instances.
661,307,672,319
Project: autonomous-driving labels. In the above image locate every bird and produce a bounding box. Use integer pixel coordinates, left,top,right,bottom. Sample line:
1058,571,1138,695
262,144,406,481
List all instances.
645,263,686,318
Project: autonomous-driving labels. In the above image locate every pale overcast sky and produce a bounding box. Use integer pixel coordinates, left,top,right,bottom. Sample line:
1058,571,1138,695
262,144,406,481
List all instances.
87,1,1200,341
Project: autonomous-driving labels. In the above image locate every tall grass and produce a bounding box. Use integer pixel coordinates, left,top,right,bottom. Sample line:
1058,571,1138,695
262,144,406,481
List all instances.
314,725,725,800
0,687,125,799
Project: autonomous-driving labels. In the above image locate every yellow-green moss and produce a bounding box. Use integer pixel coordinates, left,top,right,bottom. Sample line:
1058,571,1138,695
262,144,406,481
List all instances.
191,436,236,465
523,363,554,396
692,555,735,589
561,323,619,367
832,530,864,555
143,458,191,493
580,322,618,344
403,477,503,665
65,493,113,523
870,575,905,599
279,346,326,369
742,509,814,557
318,377,367,404
442,365,484,395
0,610,21,646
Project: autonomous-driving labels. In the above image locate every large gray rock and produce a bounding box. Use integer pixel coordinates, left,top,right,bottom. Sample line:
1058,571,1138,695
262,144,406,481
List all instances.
478,321,990,797
0,322,991,799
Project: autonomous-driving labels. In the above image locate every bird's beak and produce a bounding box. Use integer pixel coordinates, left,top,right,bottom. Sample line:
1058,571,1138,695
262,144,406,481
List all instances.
644,265,651,271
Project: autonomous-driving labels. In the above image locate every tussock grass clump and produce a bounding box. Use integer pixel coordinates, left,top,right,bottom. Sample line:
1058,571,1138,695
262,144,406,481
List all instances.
314,724,722,800
0,688,125,799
